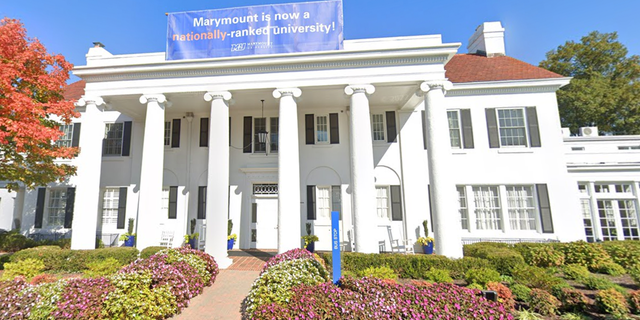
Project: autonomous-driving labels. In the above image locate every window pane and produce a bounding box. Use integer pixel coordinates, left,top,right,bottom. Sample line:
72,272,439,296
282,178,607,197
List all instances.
506,186,536,231
580,199,595,242
447,111,461,148
316,115,328,143
57,124,74,147
497,109,527,147
372,114,385,141
472,186,501,230
161,187,170,218
376,186,390,220
47,190,67,226
103,123,124,155
254,118,266,153
457,186,468,230
316,186,331,220
597,200,617,241
164,122,171,146
270,117,279,152
102,188,119,225
619,200,639,240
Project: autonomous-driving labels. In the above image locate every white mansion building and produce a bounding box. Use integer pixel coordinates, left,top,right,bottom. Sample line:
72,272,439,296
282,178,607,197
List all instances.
1,22,639,268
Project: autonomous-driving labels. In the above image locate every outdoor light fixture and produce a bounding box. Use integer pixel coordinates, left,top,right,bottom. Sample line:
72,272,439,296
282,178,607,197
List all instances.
257,99,269,144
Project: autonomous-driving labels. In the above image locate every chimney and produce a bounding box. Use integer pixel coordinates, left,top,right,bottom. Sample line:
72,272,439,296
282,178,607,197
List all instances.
467,22,506,57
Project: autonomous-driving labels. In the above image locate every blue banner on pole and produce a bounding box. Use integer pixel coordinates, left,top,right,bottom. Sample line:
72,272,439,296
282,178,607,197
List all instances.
331,210,341,284
166,0,343,60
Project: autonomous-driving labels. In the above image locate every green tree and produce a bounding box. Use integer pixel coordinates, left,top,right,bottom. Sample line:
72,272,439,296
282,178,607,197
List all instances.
0,18,78,191
540,31,640,135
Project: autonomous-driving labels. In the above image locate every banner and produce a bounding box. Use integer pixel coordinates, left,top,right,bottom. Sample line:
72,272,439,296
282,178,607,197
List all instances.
166,0,343,60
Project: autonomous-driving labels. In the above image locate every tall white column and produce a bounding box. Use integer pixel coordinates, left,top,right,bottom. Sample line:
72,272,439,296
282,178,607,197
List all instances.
273,88,302,253
203,91,233,268
420,81,463,258
345,84,378,254
70,97,105,249
136,94,167,250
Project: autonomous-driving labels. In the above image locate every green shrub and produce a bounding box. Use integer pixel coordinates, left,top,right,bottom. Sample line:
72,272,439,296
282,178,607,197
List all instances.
556,287,588,312
528,288,561,316
550,281,573,299
500,275,514,285
601,240,640,268
595,288,630,319
562,264,591,281
561,241,611,271
84,257,123,277
559,313,590,320
245,258,329,318
140,246,166,259
629,290,640,314
510,283,531,301
10,246,68,271
512,265,564,291
0,254,11,270
627,264,640,285
515,243,565,268
422,268,453,283
580,275,618,290
463,242,525,275
596,261,626,276
1,258,45,280
358,265,397,280
465,267,500,287
103,271,177,319
11,246,138,272
466,283,483,290
0,231,36,252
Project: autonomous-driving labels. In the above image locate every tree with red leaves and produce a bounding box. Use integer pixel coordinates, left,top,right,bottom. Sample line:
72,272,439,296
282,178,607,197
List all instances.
0,18,79,191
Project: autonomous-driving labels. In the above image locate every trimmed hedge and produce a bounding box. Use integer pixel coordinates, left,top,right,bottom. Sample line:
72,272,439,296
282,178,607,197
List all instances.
463,243,525,275
10,246,139,272
318,252,492,280
140,246,167,259
600,240,640,268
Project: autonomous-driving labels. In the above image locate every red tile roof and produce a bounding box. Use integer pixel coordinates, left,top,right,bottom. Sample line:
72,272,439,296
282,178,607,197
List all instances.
445,54,564,83
63,80,85,101
62,55,564,95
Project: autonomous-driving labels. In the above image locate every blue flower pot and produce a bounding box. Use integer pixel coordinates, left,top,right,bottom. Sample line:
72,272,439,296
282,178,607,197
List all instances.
227,238,235,250
124,235,135,247
305,241,315,253
188,238,197,249
422,242,434,254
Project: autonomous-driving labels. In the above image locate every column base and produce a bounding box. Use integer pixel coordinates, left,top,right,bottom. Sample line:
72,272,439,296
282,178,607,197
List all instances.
216,256,234,269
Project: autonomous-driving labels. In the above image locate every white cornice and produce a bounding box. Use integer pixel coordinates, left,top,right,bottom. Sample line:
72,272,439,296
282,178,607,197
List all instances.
564,135,640,142
567,163,640,172
446,77,571,96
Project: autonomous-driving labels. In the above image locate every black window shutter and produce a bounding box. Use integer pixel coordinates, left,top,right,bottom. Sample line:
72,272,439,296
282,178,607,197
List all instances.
486,108,500,148
64,187,75,228
386,111,397,143
536,184,554,233
427,185,434,232
122,121,132,156
34,188,46,228
307,186,316,220
305,114,315,145
390,185,403,221
526,107,541,147
171,119,181,148
117,187,127,229
243,116,252,153
71,123,81,148
200,118,209,147
460,109,474,149
329,113,339,144
168,186,178,219
422,110,427,150
198,186,207,219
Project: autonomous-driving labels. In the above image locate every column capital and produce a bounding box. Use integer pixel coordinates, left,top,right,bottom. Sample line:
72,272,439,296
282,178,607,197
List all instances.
76,96,105,107
139,94,168,105
345,84,375,96
272,87,301,99
418,81,453,95
204,91,232,102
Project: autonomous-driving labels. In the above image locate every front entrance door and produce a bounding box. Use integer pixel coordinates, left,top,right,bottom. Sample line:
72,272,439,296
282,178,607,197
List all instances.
251,197,278,249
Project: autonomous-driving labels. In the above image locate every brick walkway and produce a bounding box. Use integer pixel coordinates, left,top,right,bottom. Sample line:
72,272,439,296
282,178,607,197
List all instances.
172,250,276,320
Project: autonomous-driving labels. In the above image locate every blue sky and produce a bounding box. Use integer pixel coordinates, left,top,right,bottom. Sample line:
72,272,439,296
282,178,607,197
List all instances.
3,0,639,83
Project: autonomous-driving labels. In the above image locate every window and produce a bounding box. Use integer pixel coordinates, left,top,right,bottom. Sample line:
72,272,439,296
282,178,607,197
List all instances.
245,117,278,154
161,187,178,219
457,186,469,230
374,185,403,221
307,185,341,220
57,124,74,147
164,122,171,146
47,189,67,226
376,186,390,220
580,199,595,242
486,107,540,148
197,186,207,219
472,186,501,230
164,119,181,148
372,114,385,141
618,145,640,150
572,147,585,151
579,182,640,241
447,111,462,148
305,113,339,145
619,200,639,240
506,186,536,231
103,123,124,155
102,188,119,225
270,117,279,152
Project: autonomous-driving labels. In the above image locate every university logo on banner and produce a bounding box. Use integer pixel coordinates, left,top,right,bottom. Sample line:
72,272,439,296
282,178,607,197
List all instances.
166,0,343,60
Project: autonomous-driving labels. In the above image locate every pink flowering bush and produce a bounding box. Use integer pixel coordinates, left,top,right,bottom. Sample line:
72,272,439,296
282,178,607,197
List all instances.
253,277,514,319
260,248,314,275
0,278,38,319
174,246,219,285
51,277,114,319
